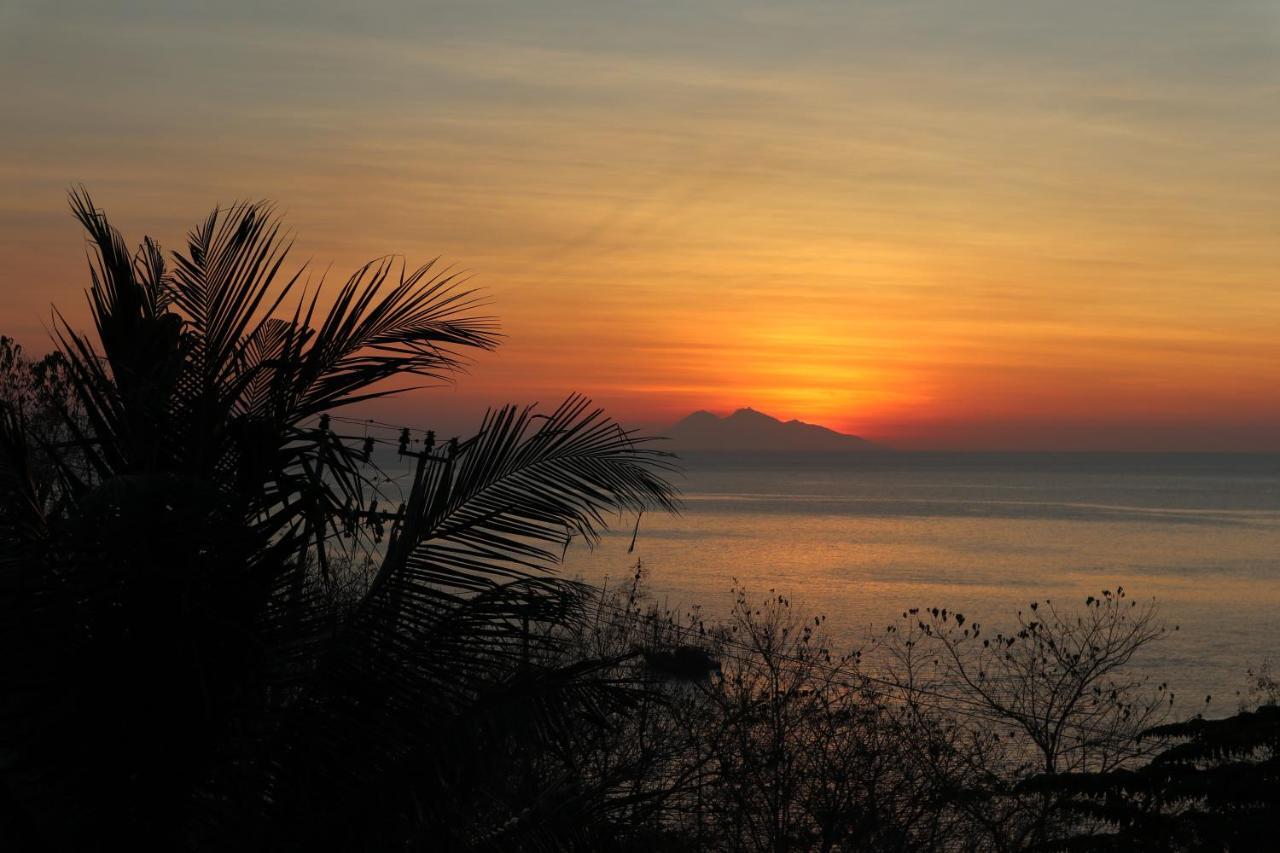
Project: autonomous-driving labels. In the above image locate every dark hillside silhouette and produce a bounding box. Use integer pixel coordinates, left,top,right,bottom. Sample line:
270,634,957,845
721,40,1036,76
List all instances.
666,407,882,452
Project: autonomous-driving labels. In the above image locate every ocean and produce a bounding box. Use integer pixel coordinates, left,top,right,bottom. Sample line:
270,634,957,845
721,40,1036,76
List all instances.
560,452,1280,713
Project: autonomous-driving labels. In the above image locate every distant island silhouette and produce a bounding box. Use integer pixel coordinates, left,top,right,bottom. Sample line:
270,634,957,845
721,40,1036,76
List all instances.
665,407,884,452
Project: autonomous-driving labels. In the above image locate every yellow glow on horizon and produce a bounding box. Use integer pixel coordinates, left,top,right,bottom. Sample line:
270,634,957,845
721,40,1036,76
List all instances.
3,2,1280,449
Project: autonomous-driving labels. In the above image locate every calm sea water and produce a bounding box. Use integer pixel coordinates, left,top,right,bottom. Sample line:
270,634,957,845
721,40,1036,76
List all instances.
561,453,1280,712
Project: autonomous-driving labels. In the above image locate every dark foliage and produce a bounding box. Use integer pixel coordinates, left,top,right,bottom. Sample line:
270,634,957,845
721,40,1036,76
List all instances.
1024,705,1280,851
0,190,677,851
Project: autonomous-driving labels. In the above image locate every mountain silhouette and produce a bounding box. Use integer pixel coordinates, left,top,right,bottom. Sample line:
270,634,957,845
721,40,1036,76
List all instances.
665,407,883,452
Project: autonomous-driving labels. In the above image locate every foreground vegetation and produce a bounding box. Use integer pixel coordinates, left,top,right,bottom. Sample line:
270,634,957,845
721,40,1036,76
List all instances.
560,573,1278,852
0,193,1274,851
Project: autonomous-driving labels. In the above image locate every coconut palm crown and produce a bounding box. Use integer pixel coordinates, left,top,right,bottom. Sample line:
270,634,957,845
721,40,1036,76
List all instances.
0,189,678,851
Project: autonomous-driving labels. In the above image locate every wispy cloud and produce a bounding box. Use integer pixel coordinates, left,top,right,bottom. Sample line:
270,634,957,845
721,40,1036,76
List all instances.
3,1,1279,447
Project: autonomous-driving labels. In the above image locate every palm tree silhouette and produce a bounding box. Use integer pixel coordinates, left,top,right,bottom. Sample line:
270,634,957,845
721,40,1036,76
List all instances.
0,189,677,850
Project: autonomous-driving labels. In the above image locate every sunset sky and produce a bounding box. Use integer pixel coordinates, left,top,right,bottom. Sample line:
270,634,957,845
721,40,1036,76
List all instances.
3,1,1280,449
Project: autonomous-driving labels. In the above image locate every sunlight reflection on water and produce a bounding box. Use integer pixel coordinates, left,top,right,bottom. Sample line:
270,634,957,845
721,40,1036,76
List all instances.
562,453,1280,714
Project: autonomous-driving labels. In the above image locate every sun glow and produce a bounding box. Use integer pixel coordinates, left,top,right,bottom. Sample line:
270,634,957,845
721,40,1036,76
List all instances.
4,2,1280,448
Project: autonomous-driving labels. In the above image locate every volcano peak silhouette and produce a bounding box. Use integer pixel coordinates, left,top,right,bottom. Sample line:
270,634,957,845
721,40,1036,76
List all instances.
665,408,882,452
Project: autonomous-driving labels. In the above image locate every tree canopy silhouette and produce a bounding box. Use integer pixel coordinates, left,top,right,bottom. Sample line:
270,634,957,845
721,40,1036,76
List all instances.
1021,705,1280,851
0,189,677,851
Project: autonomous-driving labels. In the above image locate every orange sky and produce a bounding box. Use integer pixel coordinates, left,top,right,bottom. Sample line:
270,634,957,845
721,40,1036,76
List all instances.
3,2,1280,449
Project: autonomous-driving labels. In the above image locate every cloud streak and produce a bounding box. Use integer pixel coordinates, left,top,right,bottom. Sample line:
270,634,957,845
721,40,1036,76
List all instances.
2,1,1279,447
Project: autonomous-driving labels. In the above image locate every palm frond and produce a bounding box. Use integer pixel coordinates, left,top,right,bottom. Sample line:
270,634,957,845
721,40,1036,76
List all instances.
286,257,500,418
169,199,300,377
370,395,676,606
